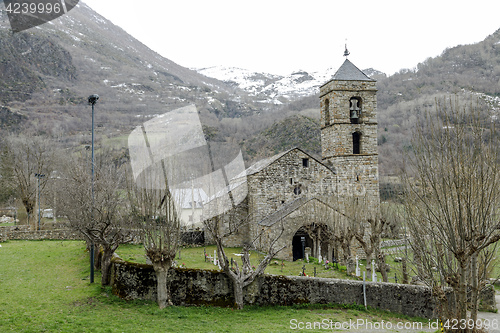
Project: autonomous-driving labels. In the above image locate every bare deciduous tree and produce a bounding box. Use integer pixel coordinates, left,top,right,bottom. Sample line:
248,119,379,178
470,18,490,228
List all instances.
204,206,285,310
352,216,390,282
333,215,356,274
0,134,54,228
127,169,181,309
402,97,500,326
60,150,135,286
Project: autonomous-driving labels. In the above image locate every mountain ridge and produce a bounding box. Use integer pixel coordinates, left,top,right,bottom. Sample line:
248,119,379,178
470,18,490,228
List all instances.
0,3,499,178
0,2,266,138
196,66,385,104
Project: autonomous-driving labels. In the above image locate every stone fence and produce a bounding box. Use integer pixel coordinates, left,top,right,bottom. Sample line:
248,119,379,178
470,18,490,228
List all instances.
110,258,496,318
0,226,201,245
0,225,82,242
380,239,408,248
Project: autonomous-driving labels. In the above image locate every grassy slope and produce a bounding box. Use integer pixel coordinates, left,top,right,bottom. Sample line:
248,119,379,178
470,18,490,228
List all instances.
0,240,431,333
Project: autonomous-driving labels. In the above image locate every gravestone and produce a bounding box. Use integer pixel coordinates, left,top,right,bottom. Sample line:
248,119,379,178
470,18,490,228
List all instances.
304,247,311,262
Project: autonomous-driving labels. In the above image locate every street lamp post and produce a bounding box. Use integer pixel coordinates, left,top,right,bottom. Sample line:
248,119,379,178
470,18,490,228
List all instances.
34,173,45,231
88,94,99,284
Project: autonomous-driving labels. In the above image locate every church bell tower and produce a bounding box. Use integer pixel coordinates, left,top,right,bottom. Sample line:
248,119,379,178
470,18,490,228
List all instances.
319,55,380,208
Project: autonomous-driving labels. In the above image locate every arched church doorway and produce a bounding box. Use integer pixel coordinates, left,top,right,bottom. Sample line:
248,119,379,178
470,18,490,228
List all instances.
292,227,313,261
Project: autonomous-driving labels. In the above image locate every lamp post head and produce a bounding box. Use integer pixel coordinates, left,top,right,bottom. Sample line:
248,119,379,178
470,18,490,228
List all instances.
88,94,99,105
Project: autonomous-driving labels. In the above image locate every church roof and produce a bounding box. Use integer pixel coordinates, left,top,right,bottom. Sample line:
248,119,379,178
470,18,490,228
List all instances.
242,149,291,176
331,59,375,81
231,147,317,180
206,147,328,203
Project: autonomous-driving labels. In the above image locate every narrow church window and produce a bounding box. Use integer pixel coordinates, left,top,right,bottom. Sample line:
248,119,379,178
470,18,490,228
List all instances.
324,99,330,126
350,97,362,124
294,186,302,195
353,132,361,154
302,158,309,168
290,178,293,185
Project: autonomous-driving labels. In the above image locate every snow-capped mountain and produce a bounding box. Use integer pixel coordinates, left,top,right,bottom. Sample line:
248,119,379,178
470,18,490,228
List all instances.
197,66,385,104
197,66,338,104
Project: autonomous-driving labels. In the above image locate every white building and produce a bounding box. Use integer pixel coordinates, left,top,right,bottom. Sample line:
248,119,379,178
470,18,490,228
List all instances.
173,188,208,230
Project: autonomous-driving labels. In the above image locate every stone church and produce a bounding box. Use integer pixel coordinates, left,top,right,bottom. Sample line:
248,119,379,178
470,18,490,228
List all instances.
219,58,380,262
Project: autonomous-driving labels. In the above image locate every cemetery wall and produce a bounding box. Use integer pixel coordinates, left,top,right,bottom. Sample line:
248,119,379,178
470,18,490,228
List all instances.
111,258,497,318
0,225,82,241
380,239,407,248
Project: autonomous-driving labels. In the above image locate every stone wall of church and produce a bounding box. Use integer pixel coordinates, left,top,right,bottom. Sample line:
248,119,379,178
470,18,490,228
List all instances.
254,199,366,262
330,155,380,211
319,80,377,129
321,125,378,160
319,78,380,215
247,149,336,227
220,198,251,248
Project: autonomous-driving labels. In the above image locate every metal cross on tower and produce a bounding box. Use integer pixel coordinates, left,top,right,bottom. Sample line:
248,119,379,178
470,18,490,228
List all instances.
344,40,350,57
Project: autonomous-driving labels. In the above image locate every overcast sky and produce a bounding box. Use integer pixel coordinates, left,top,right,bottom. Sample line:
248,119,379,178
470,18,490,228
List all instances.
82,0,500,76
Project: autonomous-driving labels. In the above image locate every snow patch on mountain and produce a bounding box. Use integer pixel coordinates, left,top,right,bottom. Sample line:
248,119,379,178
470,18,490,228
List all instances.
197,66,338,104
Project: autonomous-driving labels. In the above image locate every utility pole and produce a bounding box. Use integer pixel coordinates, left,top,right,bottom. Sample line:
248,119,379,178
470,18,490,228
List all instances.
34,173,45,231
88,94,99,284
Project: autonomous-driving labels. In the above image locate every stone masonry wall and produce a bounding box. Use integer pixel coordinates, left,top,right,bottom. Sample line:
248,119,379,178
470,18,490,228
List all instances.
319,78,380,215
255,198,358,262
247,149,336,227
0,225,82,241
109,258,476,319
321,124,378,159
332,154,380,211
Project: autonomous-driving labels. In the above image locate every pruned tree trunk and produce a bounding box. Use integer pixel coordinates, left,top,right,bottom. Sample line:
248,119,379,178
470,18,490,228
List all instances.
327,243,332,262
94,245,102,270
433,285,453,322
364,249,373,273
470,253,479,324
100,245,117,286
311,236,316,259
341,241,354,274
413,248,425,278
153,264,172,309
316,226,322,259
378,253,388,282
457,261,467,324
232,279,245,310
23,198,34,228
402,257,409,284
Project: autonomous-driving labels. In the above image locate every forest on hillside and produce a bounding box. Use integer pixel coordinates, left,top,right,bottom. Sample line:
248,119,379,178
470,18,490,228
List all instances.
1,10,499,185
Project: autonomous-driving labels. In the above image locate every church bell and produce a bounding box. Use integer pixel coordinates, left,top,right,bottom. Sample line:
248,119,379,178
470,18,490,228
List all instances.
350,109,359,119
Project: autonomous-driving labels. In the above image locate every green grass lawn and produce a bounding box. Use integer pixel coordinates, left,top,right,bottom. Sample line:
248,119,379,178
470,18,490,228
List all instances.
117,244,395,282
0,222,15,226
0,240,432,332
382,244,500,283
